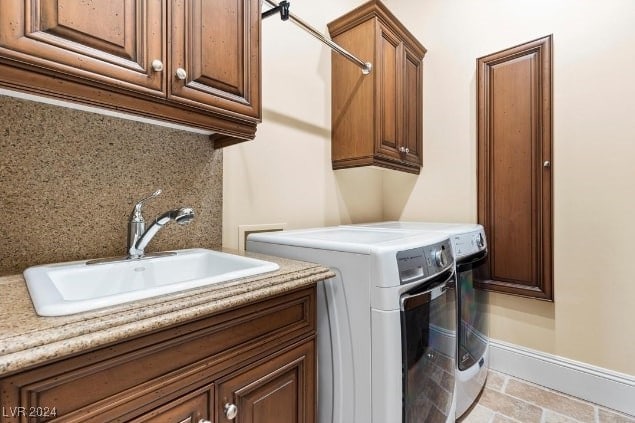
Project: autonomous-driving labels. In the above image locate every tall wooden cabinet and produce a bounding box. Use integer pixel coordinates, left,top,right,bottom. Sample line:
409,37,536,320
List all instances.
0,0,261,144
328,0,426,174
476,36,553,300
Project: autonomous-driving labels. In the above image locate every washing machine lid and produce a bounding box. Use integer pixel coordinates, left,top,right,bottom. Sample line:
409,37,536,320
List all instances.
247,226,449,255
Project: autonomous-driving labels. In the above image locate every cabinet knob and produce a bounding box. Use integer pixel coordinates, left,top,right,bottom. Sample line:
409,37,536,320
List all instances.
434,248,448,267
399,146,406,153
543,160,551,168
175,68,187,80
405,147,410,153
151,59,164,72
224,403,238,420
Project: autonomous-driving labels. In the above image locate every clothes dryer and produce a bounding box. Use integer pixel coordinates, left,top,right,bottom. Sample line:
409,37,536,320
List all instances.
247,226,457,423
346,222,489,419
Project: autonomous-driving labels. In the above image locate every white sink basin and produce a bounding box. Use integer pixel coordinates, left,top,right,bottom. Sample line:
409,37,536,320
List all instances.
24,249,280,316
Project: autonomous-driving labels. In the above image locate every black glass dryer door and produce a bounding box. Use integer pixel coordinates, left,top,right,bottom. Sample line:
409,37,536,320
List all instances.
457,251,489,371
400,272,456,423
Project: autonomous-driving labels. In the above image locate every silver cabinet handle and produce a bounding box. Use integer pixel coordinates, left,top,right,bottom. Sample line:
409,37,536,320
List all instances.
405,147,410,153
544,160,551,168
151,59,164,72
399,146,406,153
224,403,238,420
176,68,187,80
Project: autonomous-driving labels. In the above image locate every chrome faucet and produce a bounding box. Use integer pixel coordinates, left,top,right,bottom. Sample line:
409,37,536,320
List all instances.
127,189,195,259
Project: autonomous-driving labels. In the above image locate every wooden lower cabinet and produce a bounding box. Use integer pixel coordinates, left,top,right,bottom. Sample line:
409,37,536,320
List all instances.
0,287,316,423
217,340,314,423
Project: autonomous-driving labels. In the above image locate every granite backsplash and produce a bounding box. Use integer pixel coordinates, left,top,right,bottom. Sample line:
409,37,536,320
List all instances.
0,95,222,276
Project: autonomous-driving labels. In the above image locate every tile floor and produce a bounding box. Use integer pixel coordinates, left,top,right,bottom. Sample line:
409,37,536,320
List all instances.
459,370,635,423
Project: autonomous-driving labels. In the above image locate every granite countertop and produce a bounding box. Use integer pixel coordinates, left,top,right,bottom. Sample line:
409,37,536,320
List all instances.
0,250,334,377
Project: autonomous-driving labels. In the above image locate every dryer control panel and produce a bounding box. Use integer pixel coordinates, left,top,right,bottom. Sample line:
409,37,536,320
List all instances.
396,239,453,285
451,229,487,258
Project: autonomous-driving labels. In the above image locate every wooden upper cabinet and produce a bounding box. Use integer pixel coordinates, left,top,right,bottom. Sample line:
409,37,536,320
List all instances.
0,0,165,94
0,0,261,143
170,0,260,119
328,0,426,174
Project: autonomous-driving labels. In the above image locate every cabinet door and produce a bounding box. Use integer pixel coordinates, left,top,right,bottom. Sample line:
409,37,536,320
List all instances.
216,340,315,423
477,36,553,300
170,0,261,119
375,22,403,162
0,0,165,95
402,45,423,167
130,384,214,423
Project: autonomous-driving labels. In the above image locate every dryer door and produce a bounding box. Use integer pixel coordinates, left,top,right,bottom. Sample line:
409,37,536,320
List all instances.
400,271,456,423
456,250,489,371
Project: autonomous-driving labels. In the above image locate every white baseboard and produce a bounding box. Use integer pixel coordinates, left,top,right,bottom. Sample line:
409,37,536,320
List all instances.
489,339,635,416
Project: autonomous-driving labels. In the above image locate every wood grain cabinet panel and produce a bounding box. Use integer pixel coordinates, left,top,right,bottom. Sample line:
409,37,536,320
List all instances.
130,383,214,423
377,23,400,161
402,45,423,167
328,0,426,174
216,340,315,423
0,0,261,143
0,0,165,95
0,287,316,423
476,36,553,300
170,0,260,119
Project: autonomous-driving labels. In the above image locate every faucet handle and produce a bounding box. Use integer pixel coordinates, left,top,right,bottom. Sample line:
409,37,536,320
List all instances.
131,189,162,221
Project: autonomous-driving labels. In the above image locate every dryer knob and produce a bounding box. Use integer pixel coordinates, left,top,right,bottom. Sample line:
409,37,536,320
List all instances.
434,249,448,267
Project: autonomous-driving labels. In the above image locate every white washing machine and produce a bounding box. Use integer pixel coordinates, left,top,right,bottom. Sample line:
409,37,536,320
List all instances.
346,222,489,419
247,226,457,423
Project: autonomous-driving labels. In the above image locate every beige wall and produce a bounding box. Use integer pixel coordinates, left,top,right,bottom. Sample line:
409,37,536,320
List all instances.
379,0,635,375
222,0,385,249
223,0,635,375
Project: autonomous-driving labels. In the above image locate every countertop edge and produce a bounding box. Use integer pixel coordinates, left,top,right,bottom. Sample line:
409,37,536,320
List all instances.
0,266,334,376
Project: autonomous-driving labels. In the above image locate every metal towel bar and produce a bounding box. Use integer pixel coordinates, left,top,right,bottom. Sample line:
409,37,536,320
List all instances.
262,0,373,75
